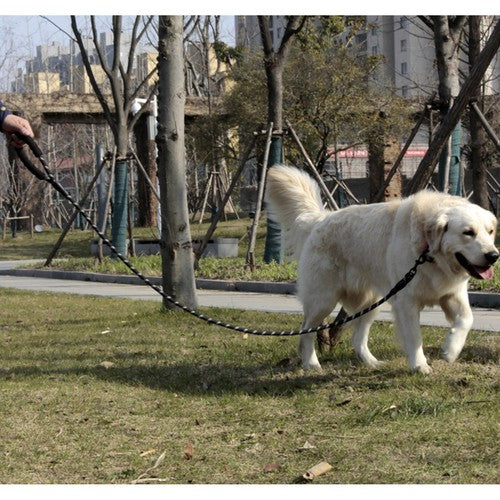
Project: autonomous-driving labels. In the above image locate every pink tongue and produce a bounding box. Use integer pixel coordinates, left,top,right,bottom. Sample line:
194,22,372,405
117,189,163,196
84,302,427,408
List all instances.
476,266,494,280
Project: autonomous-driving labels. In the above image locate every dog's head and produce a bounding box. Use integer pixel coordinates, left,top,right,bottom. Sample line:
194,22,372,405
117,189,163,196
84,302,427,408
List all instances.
425,203,498,280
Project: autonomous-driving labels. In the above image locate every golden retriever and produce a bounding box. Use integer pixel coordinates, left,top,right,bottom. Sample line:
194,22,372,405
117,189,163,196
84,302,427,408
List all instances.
265,165,498,373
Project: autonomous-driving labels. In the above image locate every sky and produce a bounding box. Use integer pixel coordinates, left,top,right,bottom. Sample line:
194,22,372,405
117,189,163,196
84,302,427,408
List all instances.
0,15,236,91
0,1,493,91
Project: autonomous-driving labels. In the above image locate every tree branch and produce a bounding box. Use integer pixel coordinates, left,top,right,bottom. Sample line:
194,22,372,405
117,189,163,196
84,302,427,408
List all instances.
70,16,116,137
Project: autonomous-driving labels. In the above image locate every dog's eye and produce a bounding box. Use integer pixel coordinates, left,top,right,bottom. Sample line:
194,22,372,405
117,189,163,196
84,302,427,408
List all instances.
463,229,475,237
488,229,494,235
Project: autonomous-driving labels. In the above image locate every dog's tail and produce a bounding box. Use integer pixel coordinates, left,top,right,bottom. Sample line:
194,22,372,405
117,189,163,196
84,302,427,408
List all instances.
265,165,327,259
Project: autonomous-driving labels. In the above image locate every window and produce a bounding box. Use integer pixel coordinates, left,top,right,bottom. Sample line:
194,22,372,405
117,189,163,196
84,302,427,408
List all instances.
372,45,378,55
371,26,378,36
401,39,407,52
277,27,282,41
401,62,408,75
400,16,408,29
402,85,409,97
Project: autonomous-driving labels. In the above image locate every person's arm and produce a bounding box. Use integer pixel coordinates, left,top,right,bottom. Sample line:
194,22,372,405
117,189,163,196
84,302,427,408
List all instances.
0,100,34,147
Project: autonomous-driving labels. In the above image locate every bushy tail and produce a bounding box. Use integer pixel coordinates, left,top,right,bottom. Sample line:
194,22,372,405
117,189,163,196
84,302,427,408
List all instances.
265,165,327,259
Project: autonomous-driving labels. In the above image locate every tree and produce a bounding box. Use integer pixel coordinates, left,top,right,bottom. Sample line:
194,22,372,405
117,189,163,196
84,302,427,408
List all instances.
157,16,198,310
257,15,307,263
0,143,38,235
406,18,500,194
224,18,411,200
70,16,158,255
468,16,490,209
419,16,467,195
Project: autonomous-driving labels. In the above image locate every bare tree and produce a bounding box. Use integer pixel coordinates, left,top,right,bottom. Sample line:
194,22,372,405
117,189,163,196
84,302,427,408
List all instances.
420,16,467,194
157,16,197,309
468,16,490,209
0,143,37,235
70,15,158,255
258,15,307,263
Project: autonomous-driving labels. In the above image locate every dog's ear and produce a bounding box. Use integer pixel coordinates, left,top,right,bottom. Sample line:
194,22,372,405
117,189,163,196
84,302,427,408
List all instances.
425,212,448,254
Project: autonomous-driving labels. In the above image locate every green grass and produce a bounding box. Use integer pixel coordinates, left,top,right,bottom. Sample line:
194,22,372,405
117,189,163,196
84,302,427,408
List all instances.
2,217,500,291
36,255,298,283
0,288,498,484
0,216,265,261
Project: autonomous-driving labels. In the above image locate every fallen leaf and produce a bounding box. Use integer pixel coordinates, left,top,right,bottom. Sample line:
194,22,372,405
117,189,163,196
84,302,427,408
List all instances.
242,334,249,340
100,329,111,334
140,449,157,458
297,440,316,451
184,443,194,460
98,361,115,369
302,461,333,482
276,357,292,367
336,397,353,406
264,463,281,473
381,404,398,414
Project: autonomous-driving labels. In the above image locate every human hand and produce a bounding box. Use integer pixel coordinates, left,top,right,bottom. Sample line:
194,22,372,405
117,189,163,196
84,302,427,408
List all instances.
1,114,34,148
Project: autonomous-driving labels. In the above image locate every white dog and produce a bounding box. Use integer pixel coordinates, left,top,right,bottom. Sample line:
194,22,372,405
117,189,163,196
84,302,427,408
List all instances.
265,165,498,373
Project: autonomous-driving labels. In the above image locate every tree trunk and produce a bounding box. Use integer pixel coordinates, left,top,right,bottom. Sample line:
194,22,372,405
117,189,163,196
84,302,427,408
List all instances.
258,16,306,264
407,18,500,194
157,15,198,310
432,16,465,195
368,136,402,202
469,16,489,209
110,124,131,257
134,114,158,227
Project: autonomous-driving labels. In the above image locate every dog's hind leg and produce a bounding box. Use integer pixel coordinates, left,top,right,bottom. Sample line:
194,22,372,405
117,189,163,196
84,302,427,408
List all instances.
299,299,337,371
350,309,383,368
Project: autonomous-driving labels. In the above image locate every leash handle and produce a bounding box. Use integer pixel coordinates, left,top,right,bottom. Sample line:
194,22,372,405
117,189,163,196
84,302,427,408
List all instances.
13,133,47,181
14,133,44,158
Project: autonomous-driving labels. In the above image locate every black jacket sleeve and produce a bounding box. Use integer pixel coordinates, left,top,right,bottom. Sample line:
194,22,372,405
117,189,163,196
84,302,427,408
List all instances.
0,100,12,130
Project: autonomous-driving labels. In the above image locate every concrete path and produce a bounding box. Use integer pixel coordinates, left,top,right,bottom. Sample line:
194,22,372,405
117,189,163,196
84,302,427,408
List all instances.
0,260,498,332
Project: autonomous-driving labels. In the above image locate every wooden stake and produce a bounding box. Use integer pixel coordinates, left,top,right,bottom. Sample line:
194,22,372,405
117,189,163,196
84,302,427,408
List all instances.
246,122,273,271
194,133,258,264
286,120,339,210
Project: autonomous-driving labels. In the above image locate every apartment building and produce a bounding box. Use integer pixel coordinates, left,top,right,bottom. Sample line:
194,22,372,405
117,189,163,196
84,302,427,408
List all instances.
235,15,498,99
234,15,499,180
12,31,150,94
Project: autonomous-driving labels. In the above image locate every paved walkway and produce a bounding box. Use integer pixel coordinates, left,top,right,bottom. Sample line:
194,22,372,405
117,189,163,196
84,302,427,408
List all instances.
0,260,498,332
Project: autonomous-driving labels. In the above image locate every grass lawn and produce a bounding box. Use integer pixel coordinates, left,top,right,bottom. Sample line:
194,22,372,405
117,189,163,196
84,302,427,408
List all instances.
0,288,498,484
3,218,500,291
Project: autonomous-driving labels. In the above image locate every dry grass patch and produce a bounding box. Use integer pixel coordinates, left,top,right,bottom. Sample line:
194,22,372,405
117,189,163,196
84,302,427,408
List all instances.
0,288,498,484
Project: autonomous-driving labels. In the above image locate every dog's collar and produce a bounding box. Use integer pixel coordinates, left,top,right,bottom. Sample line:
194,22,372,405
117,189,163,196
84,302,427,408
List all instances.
422,242,435,263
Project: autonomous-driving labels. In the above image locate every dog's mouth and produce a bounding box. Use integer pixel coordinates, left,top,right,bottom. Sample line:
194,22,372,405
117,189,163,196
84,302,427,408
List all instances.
455,253,494,280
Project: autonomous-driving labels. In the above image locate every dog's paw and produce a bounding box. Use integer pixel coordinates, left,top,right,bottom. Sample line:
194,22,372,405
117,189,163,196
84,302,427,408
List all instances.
302,361,323,371
412,363,432,375
367,360,385,370
441,349,459,364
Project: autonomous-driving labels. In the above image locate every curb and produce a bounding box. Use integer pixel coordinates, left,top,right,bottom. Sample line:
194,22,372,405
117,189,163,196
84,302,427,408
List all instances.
0,268,498,309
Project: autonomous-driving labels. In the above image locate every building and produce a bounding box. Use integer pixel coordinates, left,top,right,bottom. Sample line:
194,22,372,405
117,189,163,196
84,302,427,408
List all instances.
136,51,158,88
23,72,61,94
234,15,500,181
72,64,108,94
235,15,499,99
12,30,152,94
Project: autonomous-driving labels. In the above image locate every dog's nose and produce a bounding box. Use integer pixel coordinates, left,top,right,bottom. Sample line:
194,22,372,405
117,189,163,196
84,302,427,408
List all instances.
485,251,499,265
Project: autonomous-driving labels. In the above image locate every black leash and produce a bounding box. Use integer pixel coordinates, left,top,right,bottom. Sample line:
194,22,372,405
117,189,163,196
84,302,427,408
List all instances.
14,135,432,337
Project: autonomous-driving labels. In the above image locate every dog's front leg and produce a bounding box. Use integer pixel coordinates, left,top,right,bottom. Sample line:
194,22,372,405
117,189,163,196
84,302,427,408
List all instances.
299,332,322,370
439,287,473,363
392,298,431,374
